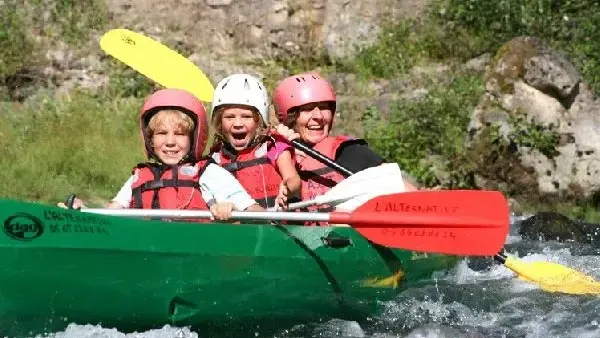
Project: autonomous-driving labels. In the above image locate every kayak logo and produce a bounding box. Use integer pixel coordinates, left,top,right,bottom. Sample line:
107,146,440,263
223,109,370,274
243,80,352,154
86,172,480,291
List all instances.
3,213,44,241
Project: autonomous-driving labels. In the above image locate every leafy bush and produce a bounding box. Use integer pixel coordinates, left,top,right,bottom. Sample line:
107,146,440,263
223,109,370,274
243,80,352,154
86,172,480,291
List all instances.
363,73,484,187
0,1,39,81
507,115,560,159
433,0,600,93
105,60,157,99
345,0,600,95
0,0,108,94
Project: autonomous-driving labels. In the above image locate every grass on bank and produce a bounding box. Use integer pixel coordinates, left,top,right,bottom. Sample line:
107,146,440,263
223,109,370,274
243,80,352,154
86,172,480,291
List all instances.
0,90,143,205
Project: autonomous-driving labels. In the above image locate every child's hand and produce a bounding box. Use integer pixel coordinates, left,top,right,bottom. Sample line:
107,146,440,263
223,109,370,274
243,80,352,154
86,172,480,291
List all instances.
210,202,235,221
274,181,289,210
57,197,87,210
272,124,300,142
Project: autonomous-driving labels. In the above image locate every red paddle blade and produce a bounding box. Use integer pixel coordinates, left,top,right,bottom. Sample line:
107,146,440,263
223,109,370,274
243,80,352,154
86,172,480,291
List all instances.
329,190,509,256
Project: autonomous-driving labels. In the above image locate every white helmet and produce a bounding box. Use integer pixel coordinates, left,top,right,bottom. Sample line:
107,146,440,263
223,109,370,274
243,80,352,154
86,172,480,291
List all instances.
210,74,269,125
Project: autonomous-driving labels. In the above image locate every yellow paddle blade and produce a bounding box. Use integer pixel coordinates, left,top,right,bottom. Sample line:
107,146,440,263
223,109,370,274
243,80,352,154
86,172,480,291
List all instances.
99,28,214,102
504,255,600,295
361,270,404,288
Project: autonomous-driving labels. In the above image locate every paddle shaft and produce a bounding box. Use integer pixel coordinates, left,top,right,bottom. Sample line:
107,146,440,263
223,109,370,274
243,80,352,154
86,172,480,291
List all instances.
84,208,330,221
78,190,510,256
81,208,503,227
267,138,360,210
291,139,354,177
284,193,359,211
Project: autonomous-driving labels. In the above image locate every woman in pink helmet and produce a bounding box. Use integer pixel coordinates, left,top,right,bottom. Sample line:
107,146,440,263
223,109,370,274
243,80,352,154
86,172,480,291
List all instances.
272,72,418,213
59,88,262,221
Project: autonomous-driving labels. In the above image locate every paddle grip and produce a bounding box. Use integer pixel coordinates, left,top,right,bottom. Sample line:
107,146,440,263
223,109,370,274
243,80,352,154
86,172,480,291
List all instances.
290,140,354,177
65,194,77,209
494,254,507,264
328,212,352,224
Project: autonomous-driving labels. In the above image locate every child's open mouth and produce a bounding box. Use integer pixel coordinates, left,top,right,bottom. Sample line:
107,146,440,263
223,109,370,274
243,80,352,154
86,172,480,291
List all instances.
229,132,249,148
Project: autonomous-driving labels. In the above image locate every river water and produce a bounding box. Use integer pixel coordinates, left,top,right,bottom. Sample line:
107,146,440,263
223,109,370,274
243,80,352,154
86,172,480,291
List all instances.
32,219,600,338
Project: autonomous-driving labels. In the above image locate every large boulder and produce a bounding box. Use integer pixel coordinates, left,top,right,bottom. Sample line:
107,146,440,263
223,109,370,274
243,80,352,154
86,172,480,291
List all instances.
467,36,600,201
519,211,587,242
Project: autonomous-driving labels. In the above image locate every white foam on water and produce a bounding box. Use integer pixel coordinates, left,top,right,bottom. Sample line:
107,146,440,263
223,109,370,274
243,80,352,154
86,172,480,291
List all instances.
365,243,600,338
272,318,366,338
504,234,523,245
33,324,198,338
445,258,515,286
507,296,600,338
311,319,366,338
403,323,479,338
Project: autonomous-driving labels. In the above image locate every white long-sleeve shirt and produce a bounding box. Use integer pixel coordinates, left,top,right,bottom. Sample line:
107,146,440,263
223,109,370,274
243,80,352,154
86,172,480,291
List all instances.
111,163,257,211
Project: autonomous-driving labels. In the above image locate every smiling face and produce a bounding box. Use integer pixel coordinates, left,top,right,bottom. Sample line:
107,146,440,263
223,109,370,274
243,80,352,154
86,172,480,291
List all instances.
147,110,194,165
216,104,263,151
293,102,333,145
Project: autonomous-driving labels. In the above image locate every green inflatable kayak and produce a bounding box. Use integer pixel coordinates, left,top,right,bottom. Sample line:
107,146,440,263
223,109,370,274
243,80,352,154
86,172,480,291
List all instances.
0,198,461,337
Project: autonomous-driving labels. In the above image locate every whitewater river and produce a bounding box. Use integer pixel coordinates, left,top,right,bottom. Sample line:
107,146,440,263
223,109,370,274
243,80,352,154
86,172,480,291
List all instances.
32,218,600,338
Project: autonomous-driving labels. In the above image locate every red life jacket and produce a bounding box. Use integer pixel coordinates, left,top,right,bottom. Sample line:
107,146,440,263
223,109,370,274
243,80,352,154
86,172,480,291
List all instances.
130,160,211,215
211,141,283,209
297,136,348,213
296,136,367,225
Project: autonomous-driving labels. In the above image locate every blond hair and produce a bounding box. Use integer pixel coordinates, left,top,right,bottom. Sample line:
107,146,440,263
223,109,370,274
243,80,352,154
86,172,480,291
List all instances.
210,105,268,149
146,109,195,139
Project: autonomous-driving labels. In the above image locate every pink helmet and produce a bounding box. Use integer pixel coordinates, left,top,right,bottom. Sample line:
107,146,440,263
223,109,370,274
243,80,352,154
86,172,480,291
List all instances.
272,72,336,123
140,88,208,162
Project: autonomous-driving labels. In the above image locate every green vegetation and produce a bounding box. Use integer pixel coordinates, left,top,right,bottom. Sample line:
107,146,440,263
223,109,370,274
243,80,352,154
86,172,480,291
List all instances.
346,0,600,216
0,0,108,99
346,0,600,92
507,115,561,159
2,0,600,220
0,90,142,205
362,73,484,188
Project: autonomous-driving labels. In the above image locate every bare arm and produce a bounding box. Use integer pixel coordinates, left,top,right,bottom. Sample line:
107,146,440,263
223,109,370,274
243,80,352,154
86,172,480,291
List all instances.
276,150,302,196
244,203,264,211
105,200,125,209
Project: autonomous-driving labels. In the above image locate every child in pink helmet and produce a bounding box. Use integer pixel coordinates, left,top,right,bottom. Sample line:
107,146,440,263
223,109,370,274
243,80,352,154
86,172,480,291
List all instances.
59,88,263,221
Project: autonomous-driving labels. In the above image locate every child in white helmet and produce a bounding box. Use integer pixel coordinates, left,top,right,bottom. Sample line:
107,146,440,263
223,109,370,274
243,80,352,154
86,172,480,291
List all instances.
209,74,301,209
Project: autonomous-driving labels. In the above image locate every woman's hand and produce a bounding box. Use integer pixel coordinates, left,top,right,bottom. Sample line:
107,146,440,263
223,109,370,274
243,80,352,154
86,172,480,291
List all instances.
272,124,300,142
